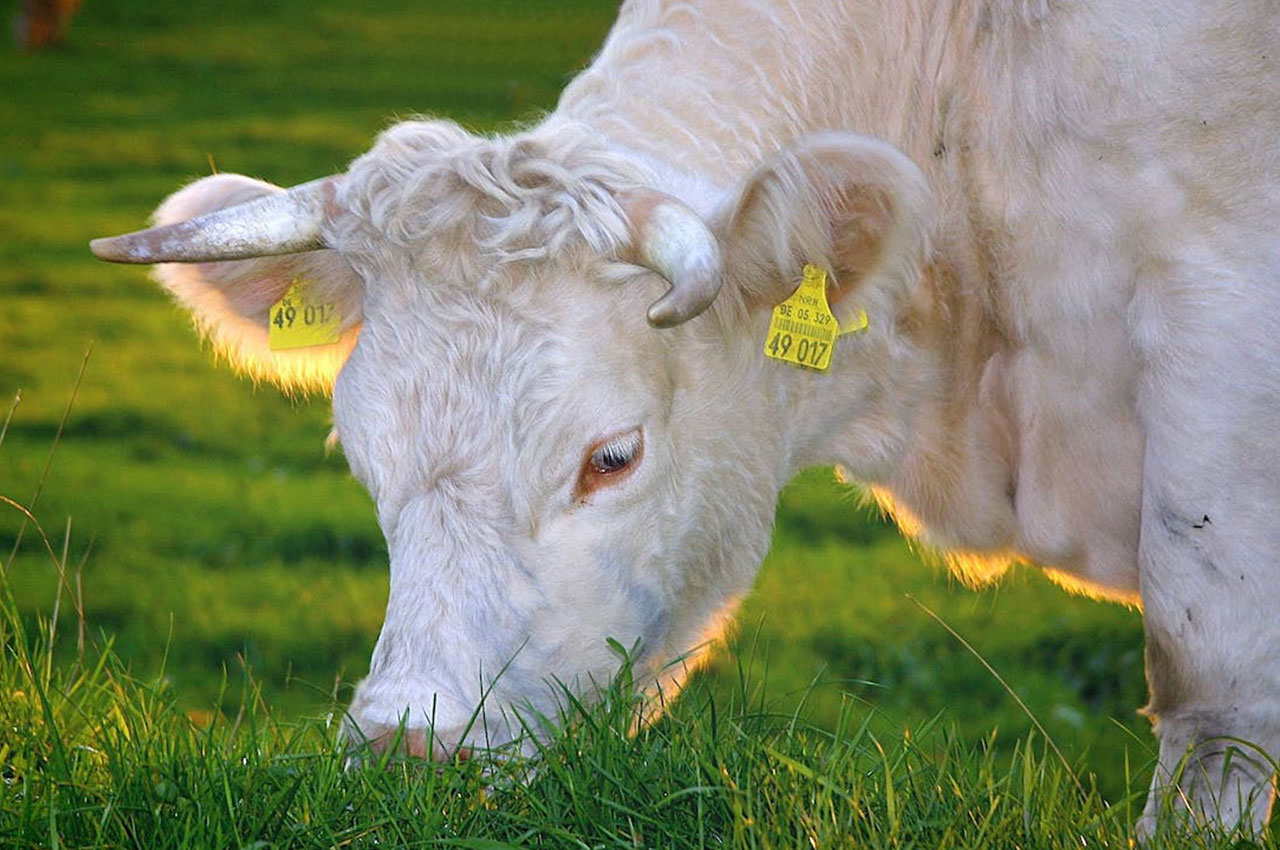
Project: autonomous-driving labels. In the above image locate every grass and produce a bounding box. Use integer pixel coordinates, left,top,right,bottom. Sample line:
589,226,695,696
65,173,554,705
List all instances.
0,570,1198,848
0,541,1270,848
0,0,1273,844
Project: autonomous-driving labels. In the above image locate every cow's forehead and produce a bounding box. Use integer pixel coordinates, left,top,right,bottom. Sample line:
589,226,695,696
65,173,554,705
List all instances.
336,270,666,518
328,118,673,512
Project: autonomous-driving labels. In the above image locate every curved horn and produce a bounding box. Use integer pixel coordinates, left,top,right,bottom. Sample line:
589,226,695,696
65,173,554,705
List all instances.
621,191,723,328
90,177,337,264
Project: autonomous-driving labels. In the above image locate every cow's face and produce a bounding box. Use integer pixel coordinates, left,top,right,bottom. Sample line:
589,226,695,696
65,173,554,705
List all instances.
92,119,930,757
331,251,782,754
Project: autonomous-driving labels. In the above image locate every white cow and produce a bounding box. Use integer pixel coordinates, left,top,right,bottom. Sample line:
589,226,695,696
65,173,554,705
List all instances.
92,0,1280,837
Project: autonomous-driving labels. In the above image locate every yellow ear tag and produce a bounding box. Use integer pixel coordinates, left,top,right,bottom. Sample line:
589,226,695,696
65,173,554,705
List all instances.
268,277,341,351
763,264,866,371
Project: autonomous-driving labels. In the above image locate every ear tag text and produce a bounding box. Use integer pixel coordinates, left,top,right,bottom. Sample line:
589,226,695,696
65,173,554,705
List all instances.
763,264,866,372
268,277,341,351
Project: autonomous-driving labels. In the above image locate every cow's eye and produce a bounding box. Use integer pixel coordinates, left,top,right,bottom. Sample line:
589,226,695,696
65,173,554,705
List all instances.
576,428,643,499
590,431,641,474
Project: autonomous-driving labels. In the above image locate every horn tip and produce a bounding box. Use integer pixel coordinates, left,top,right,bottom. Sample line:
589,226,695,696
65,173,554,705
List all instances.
89,236,146,264
646,301,683,329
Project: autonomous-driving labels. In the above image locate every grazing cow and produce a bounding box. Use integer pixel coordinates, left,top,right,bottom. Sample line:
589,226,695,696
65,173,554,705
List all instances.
92,0,1280,837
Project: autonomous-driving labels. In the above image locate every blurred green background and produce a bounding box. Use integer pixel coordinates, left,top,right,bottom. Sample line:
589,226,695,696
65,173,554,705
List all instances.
0,0,1148,799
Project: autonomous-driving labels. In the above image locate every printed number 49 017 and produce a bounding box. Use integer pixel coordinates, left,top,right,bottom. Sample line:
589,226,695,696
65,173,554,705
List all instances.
768,332,828,366
273,303,334,329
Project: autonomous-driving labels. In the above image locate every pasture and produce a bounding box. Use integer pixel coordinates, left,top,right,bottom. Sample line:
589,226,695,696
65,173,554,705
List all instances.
0,0,1269,844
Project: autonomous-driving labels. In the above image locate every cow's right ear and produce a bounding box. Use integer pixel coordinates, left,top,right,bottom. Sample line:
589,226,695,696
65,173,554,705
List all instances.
716,133,932,331
150,174,364,393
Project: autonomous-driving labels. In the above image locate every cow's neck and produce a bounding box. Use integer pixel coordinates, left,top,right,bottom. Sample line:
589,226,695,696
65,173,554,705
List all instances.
832,245,1024,575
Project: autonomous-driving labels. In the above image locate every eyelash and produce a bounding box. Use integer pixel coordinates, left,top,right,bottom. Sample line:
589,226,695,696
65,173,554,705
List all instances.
590,431,641,474
575,429,643,500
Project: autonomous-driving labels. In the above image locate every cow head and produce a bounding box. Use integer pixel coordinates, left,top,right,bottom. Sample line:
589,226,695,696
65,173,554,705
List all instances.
93,119,931,758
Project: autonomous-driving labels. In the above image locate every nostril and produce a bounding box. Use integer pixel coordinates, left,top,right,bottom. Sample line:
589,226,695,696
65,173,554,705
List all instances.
362,725,435,760
352,723,470,762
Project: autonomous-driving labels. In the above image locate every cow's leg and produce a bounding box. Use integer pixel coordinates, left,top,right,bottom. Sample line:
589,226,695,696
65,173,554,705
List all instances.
1137,478,1280,838
1138,578,1279,837
1134,275,1280,837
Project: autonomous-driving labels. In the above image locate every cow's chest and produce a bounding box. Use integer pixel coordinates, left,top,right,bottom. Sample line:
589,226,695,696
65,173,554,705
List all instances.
991,334,1145,601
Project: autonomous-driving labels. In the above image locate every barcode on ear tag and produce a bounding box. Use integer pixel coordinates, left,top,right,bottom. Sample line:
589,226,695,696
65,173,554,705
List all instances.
268,277,341,351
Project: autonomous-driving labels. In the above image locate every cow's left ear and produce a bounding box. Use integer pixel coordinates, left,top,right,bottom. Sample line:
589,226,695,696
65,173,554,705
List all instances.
716,132,932,329
149,174,364,394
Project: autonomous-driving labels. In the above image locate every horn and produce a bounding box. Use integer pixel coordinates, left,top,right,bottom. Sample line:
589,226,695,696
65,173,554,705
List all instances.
621,190,723,328
89,177,337,264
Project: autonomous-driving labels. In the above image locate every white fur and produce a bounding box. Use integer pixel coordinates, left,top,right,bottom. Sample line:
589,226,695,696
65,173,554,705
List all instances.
143,0,1280,834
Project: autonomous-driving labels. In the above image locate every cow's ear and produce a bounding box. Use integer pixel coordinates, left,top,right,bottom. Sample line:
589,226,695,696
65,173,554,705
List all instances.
717,133,931,330
151,174,363,394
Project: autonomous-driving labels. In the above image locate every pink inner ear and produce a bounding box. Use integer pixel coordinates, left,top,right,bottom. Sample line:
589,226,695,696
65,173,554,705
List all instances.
825,183,895,309
193,259,297,319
